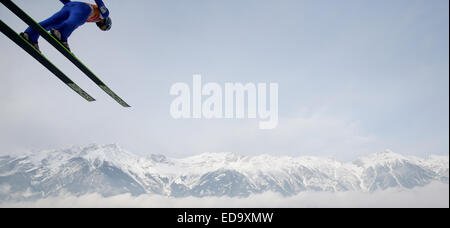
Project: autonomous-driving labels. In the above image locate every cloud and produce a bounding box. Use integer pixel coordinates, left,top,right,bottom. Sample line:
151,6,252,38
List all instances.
171,110,378,160
1,182,447,208
0,185,11,195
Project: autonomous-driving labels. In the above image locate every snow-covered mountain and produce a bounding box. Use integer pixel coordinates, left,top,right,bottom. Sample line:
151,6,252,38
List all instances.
0,144,448,201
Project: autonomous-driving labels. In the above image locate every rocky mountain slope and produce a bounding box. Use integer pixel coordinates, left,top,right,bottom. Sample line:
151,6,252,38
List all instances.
0,144,448,200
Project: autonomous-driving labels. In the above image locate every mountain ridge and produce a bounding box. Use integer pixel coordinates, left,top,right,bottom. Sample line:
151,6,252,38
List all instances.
0,144,448,201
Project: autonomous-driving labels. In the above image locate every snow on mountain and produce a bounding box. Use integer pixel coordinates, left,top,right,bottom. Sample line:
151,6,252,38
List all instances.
0,144,448,201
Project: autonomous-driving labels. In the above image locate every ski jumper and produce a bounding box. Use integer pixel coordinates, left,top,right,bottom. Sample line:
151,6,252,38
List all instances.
25,0,109,43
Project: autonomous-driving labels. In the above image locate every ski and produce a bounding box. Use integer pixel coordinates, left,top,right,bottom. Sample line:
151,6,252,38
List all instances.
0,20,96,102
1,0,131,107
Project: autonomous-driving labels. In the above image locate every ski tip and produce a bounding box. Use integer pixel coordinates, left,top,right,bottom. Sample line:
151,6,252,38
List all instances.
121,103,131,108
67,83,96,102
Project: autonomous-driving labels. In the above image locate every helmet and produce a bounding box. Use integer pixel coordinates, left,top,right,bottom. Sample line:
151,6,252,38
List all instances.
97,17,112,31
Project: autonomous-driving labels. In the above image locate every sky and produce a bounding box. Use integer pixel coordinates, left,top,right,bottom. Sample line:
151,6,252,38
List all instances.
0,0,448,160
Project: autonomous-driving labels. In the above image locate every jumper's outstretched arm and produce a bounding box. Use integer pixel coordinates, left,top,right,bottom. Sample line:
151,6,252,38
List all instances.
94,0,109,18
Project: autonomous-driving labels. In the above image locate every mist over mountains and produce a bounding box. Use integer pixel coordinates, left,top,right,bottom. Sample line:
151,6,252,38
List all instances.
0,144,448,201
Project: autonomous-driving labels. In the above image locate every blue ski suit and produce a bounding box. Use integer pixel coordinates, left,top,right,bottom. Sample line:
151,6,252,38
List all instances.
25,0,109,43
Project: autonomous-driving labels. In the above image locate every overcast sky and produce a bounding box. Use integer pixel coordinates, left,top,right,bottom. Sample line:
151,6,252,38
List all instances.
0,0,448,160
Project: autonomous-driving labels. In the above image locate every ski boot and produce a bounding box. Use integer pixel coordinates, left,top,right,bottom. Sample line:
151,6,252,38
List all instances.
20,32,40,53
50,29,71,52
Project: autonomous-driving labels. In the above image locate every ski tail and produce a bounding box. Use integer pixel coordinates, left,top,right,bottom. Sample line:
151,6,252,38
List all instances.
0,20,96,102
1,0,131,108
